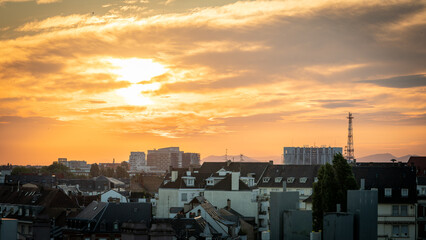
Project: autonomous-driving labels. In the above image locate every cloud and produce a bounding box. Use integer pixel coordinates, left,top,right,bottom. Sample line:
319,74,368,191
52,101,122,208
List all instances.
358,74,426,88
0,0,60,4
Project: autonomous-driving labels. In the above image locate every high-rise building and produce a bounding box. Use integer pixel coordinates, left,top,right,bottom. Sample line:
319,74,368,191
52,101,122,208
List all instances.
283,146,342,165
182,152,201,168
147,147,183,171
129,152,146,172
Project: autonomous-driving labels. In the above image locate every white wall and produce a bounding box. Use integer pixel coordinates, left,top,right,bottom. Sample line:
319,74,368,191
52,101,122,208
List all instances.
204,190,258,222
157,188,203,218
100,190,128,203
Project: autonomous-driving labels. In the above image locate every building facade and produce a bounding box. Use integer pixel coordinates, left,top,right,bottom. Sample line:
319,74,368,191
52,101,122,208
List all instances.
182,152,201,168
147,147,183,171
283,146,342,165
129,152,146,172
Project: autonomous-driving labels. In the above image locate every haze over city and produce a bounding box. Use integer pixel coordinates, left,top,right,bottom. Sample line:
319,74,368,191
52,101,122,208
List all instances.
0,0,425,165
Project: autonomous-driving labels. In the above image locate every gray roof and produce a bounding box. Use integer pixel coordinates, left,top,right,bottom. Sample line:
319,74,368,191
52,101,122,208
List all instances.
257,165,321,188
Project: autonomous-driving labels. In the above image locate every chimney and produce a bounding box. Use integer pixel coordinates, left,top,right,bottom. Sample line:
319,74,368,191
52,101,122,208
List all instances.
227,160,232,167
231,172,240,191
189,165,194,173
282,181,287,192
169,165,173,173
360,178,365,190
269,160,274,165
171,171,178,182
336,204,341,213
227,199,231,209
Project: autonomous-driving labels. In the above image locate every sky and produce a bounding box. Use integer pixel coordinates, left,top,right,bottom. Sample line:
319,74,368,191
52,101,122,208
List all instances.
0,0,425,165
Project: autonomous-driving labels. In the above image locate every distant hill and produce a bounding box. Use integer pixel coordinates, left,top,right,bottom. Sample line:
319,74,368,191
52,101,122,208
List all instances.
356,153,415,162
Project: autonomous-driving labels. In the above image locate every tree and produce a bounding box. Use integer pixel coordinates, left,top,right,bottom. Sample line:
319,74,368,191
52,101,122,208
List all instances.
11,166,38,175
312,153,358,231
40,162,72,178
121,161,129,171
115,166,129,178
105,167,114,177
333,153,358,212
90,163,100,178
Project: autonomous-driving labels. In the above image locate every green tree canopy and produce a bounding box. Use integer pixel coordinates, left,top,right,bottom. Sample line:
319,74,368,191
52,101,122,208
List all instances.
40,162,72,177
11,166,38,175
312,153,358,231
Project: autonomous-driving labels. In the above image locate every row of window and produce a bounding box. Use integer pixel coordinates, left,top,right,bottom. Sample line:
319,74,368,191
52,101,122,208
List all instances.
392,225,409,237
385,188,409,197
262,177,310,184
392,205,408,216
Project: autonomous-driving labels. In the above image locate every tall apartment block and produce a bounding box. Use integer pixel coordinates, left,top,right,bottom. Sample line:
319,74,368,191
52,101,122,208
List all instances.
182,152,201,168
147,147,183,171
129,152,146,172
283,146,343,165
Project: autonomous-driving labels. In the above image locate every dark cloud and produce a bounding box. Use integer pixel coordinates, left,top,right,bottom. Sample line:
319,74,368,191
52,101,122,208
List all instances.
358,74,426,88
314,99,366,109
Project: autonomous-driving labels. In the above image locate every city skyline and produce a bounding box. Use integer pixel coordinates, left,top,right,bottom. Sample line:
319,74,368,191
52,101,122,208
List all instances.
1,0,425,165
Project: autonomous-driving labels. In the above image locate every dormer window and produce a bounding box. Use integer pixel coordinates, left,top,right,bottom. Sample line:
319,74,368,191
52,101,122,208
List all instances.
206,179,214,186
385,188,392,197
299,177,307,183
287,177,295,183
401,188,408,197
275,177,282,183
263,177,270,183
183,176,195,187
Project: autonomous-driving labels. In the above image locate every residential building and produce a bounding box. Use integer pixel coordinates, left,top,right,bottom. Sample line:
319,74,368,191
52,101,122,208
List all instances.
101,189,129,203
283,146,342,165
352,163,417,240
407,156,426,176
256,164,321,231
0,185,80,239
65,201,152,239
147,147,183,171
5,174,57,188
129,151,146,172
182,152,201,168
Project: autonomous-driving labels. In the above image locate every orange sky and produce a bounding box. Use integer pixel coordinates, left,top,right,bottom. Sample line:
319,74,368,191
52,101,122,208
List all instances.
0,0,425,165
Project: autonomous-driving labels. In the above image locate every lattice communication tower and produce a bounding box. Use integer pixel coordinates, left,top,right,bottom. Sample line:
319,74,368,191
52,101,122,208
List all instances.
345,112,355,162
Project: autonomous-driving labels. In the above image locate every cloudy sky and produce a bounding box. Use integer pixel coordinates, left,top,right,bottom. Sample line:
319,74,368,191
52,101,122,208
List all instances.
0,0,425,165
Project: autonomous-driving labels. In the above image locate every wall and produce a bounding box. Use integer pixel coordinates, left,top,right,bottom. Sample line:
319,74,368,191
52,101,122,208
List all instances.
204,190,258,221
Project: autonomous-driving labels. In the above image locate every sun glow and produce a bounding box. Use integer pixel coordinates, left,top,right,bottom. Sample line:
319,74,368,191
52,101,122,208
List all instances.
107,58,167,106
108,58,167,83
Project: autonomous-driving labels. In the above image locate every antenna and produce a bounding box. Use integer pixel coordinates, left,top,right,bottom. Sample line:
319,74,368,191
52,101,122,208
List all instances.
345,112,355,162
225,149,228,161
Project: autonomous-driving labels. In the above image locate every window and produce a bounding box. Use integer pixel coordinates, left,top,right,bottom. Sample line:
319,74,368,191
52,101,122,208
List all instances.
263,177,270,183
181,193,188,202
287,177,295,183
392,225,399,237
113,222,119,231
275,177,282,183
385,188,392,197
401,188,408,197
400,205,408,216
401,225,408,237
299,177,307,183
392,205,399,216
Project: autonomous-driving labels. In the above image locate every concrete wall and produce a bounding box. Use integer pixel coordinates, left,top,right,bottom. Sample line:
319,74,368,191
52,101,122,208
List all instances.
269,191,299,240
1,218,17,240
347,190,378,240
377,204,416,240
283,210,312,240
323,213,354,240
